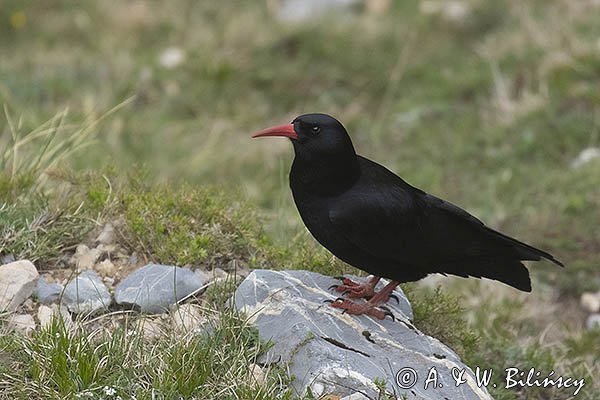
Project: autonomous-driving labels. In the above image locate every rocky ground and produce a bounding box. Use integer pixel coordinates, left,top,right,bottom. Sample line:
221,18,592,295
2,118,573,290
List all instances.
0,220,250,336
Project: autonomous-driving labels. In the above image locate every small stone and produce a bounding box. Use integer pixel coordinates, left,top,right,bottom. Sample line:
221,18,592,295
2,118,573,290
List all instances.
34,277,64,304
95,223,115,245
0,260,39,311
62,270,112,314
72,244,101,269
171,303,209,333
571,147,600,168
37,305,74,331
37,305,55,328
103,276,115,286
9,313,36,335
115,264,205,313
22,298,34,311
96,259,116,276
159,47,186,69
586,314,600,331
248,363,266,387
580,291,600,313
135,318,164,340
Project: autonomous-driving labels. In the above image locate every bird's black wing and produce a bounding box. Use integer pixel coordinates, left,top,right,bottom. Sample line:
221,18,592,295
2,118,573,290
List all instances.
328,157,562,290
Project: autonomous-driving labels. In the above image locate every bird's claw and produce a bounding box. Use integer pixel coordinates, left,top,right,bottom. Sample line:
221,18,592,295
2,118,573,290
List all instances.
323,297,346,304
326,298,395,321
377,305,395,320
388,294,400,304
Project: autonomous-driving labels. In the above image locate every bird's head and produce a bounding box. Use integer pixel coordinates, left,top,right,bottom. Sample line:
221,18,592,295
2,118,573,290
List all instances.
252,113,356,161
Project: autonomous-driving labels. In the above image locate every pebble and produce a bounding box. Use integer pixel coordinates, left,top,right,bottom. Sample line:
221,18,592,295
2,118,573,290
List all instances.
580,291,600,313
114,264,205,313
34,277,64,305
170,303,209,334
586,314,600,331
9,313,36,335
72,244,101,269
96,259,116,276
62,270,112,314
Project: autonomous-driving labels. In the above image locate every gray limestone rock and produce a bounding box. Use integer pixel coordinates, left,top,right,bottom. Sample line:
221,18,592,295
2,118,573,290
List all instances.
114,264,205,313
234,269,492,400
62,270,112,314
34,277,64,304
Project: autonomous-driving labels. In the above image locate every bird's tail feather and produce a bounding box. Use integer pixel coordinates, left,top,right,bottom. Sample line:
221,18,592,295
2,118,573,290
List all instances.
440,258,532,292
484,226,565,267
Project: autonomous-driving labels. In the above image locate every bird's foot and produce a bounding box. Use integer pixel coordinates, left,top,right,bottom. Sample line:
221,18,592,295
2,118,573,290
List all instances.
327,298,395,320
328,276,381,299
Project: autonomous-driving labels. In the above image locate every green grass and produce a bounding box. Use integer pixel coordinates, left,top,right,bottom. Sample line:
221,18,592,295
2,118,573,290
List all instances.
1,0,599,398
0,306,295,399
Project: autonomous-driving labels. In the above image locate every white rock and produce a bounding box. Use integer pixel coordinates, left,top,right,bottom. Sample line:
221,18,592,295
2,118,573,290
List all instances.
135,318,164,340
0,260,39,311
571,147,600,168
159,47,186,69
72,244,101,269
171,303,208,334
37,305,55,328
9,313,36,335
580,291,600,313
248,363,266,387
96,259,116,276
38,305,75,332
586,313,600,330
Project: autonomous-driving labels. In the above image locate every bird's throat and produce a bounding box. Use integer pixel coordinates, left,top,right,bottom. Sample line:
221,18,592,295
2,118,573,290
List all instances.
290,152,360,195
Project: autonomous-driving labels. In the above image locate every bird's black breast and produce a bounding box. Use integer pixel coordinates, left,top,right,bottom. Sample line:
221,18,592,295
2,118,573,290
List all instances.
289,158,416,278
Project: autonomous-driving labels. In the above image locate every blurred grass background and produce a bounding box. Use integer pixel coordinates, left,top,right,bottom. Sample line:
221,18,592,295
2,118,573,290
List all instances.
0,0,599,398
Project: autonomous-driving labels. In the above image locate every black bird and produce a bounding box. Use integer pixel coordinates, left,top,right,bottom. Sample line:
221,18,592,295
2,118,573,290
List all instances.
253,113,563,319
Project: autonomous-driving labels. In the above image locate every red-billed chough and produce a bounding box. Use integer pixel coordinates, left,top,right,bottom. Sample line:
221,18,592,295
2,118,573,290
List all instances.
253,113,563,320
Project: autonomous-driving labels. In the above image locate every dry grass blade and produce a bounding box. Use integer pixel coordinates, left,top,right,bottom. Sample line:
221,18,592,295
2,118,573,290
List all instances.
1,96,135,189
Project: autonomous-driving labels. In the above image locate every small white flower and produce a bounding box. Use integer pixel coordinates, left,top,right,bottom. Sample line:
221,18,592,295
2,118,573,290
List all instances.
103,386,117,396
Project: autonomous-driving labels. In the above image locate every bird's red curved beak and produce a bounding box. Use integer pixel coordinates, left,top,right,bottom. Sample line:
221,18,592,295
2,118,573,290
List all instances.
252,123,298,140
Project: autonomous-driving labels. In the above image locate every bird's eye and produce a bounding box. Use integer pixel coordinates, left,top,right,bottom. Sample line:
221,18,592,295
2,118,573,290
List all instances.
311,126,321,134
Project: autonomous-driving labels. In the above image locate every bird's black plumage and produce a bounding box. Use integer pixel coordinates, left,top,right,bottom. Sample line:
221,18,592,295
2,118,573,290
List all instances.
256,113,563,293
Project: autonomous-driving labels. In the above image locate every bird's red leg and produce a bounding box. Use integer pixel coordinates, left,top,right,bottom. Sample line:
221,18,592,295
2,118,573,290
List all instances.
329,281,400,320
329,275,381,299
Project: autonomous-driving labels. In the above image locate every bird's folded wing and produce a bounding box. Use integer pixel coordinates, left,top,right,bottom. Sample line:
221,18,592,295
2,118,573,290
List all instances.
328,186,436,264
328,185,559,267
